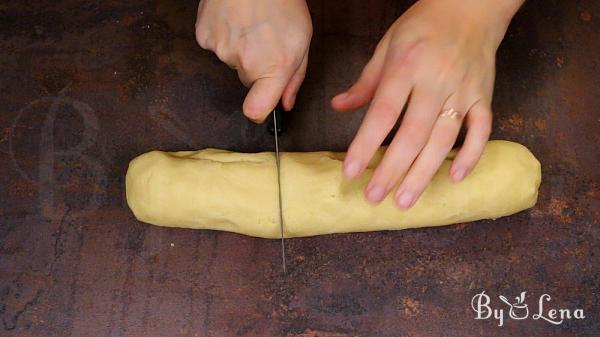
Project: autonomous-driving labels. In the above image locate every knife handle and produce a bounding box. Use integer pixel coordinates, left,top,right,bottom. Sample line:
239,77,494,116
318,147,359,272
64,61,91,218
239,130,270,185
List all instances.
267,102,287,136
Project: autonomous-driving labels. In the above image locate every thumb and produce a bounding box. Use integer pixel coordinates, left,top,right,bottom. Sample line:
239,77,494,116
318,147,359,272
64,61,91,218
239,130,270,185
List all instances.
243,75,290,123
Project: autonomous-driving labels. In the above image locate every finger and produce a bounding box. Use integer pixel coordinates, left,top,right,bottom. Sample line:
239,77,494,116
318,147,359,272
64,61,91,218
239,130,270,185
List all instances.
342,44,414,180
204,45,238,70
364,86,444,203
237,68,255,88
331,36,390,112
450,100,492,181
393,103,466,208
281,51,308,111
243,74,291,123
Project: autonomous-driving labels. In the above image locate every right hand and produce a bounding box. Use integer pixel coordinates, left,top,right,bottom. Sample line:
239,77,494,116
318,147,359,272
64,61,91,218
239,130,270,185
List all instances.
196,0,312,122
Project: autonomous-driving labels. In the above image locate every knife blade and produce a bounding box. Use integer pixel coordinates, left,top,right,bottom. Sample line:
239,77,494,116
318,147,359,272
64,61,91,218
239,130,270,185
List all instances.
271,106,286,273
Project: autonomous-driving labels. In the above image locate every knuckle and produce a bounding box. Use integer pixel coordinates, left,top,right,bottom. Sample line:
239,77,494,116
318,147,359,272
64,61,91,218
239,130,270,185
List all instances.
194,20,212,49
237,44,252,67
238,58,252,73
437,129,458,148
435,69,462,93
372,164,401,188
479,119,492,137
403,171,425,190
369,166,388,184
388,48,414,74
370,99,400,125
428,81,450,96
195,30,210,49
402,124,429,149
214,43,226,57
388,45,407,64
214,44,234,64
424,53,466,91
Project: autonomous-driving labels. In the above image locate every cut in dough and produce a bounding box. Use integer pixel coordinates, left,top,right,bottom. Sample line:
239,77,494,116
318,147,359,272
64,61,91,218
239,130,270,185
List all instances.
126,140,541,238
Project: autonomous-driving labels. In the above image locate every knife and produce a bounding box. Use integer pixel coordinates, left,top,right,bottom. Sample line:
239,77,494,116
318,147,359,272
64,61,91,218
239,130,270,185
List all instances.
268,104,286,273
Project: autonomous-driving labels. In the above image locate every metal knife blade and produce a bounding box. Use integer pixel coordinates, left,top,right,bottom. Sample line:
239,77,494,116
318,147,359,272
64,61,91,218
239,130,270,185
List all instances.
272,108,286,273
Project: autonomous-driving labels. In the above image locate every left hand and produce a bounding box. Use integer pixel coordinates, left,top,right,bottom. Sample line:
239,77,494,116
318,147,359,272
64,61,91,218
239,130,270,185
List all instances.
331,0,523,208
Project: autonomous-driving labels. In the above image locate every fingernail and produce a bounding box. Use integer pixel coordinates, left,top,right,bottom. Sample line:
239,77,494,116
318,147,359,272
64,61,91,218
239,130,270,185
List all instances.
344,160,361,178
396,191,415,209
334,92,349,101
288,95,296,110
366,185,385,203
451,168,466,181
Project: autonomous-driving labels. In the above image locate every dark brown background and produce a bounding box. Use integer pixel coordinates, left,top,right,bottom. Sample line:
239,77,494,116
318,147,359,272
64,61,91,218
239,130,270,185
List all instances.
1,0,599,336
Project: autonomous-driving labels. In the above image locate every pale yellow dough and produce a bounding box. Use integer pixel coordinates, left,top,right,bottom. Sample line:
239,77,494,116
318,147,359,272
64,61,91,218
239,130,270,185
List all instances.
125,140,541,238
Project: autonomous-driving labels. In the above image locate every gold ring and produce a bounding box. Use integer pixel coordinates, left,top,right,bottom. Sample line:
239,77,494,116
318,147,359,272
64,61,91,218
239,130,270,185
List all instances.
439,108,463,120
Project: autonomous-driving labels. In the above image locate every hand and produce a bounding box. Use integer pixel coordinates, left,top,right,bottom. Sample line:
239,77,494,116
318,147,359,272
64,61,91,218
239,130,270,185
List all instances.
332,0,523,208
196,0,312,122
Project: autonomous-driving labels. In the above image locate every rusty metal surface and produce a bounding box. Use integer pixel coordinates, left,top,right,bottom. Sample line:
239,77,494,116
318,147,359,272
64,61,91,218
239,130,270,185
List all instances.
1,0,599,336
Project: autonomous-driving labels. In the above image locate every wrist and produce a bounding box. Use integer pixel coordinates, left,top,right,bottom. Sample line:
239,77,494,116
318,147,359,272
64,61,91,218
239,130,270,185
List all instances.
448,0,524,50
483,0,524,50
490,0,525,28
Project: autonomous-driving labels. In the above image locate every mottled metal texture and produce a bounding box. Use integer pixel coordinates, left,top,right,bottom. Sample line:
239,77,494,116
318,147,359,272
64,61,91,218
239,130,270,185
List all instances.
1,0,599,336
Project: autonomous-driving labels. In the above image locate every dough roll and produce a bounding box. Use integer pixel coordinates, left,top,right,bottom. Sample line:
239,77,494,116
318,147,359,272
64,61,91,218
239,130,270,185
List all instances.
125,140,541,238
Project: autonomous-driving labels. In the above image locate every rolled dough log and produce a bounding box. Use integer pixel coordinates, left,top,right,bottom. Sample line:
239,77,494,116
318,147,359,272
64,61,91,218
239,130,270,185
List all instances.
125,140,541,238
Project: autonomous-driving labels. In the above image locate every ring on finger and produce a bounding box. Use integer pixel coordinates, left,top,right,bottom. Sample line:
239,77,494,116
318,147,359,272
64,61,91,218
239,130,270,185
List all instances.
439,107,464,120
